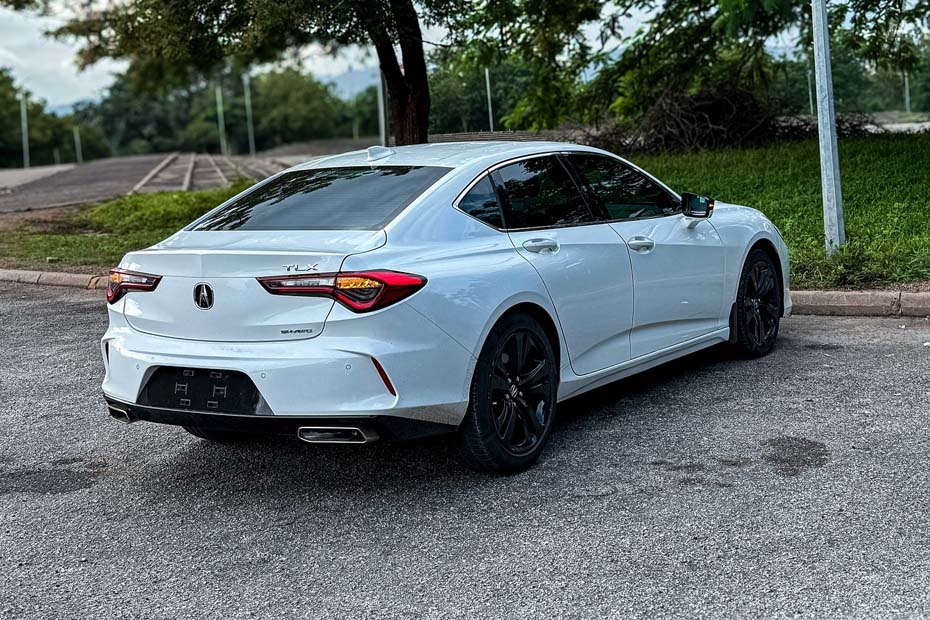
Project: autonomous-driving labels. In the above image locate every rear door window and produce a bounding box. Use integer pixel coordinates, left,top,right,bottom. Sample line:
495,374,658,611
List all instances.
192,166,451,231
494,156,595,229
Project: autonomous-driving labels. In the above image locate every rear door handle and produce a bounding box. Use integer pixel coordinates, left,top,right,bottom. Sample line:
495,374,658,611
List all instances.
627,236,655,252
522,238,560,254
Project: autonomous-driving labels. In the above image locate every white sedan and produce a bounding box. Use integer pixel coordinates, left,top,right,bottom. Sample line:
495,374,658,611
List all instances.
101,141,790,473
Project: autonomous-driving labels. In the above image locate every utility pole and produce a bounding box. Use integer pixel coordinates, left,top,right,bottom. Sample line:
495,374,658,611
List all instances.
811,0,845,255
485,67,494,132
241,73,256,157
19,92,29,169
376,71,388,147
215,84,228,156
904,72,911,114
72,126,83,163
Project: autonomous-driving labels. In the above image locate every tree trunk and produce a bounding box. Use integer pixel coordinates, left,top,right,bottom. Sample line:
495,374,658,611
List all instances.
366,0,430,145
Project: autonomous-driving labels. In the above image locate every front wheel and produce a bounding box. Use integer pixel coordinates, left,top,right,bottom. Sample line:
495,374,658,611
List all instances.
733,248,782,358
456,314,559,474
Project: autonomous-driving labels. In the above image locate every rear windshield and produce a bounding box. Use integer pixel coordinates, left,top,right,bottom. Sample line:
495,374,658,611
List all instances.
191,166,451,231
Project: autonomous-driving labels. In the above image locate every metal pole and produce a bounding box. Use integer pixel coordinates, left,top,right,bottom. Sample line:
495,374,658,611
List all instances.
72,126,83,163
811,0,845,255
19,92,29,169
485,67,494,132
807,70,815,116
215,84,228,156
376,71,387,147
904,72,911,113
242,73,256,157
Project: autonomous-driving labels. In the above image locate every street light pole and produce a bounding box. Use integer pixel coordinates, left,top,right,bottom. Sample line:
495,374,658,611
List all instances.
19,92,30,169
904,72,911,114
215,84,228,156
376,71,388,147
73,126,83,164
485,67,494,132
242,73,256,157
811,0,845,255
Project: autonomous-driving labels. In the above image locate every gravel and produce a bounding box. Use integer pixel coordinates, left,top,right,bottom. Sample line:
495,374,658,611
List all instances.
1,282,928,619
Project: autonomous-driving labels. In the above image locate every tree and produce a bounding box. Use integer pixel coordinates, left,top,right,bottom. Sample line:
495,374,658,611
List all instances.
16,0,467,145
0,68,109,168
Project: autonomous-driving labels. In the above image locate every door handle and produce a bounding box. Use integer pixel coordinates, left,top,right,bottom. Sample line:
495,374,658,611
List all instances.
627,236,655,252
522,238,560,254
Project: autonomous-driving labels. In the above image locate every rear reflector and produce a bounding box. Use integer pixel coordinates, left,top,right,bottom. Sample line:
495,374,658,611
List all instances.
371,357,397,396
257,270,426,313
107,268,162,304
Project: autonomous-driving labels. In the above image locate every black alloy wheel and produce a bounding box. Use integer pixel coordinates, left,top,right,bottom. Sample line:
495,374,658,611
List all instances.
457,314,558,474
489,330,552,455
734,248,782,357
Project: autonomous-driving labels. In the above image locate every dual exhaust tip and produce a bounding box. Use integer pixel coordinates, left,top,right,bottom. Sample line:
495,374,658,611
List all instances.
109,405,377,444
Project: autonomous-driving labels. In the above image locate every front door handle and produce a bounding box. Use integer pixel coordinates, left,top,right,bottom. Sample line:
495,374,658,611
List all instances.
627,236,655,252
522,238,560,254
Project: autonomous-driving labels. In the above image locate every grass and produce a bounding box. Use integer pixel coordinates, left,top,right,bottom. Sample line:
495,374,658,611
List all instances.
1,134,929,288
636,133,930,288
0,182,251,272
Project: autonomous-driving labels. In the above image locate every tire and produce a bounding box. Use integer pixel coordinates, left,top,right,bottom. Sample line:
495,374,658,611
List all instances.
733,248,783,358
183,426,259,443
456,313,559,474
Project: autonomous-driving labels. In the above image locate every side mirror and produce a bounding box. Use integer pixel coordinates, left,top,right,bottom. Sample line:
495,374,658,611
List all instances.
681,192,714,219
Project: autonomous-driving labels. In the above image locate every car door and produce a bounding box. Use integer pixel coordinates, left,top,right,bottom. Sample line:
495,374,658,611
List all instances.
492,154,634,376
564,153,726,359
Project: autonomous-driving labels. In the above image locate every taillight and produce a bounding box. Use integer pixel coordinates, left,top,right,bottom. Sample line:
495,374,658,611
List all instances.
257,270,426,313
107,268,162,304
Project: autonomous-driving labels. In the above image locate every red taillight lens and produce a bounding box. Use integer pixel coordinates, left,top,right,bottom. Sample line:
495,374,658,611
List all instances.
257,270,426,313
106,268,162,304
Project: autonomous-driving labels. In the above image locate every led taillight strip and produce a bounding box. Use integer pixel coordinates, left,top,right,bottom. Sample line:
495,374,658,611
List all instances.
107,268,162,304
256,270,426,313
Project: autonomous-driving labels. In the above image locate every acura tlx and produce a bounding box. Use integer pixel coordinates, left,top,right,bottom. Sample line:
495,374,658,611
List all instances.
101,141,790,473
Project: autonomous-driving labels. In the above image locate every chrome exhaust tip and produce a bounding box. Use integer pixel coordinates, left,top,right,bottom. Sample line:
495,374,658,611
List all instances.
297,426,378,445
108,405,135,424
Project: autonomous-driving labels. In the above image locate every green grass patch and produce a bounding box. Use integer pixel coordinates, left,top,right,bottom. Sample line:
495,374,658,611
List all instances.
0,182,251,270
636,133,930,288
1,134,929,288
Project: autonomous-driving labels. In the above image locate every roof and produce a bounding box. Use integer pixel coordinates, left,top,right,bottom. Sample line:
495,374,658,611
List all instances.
291,141,592,171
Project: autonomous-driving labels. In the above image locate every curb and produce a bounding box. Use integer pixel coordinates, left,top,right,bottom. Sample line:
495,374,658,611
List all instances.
1,267,929,316
0,268,107,290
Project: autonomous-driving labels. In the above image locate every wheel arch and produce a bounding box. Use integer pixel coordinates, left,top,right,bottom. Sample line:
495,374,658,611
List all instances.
747,237,784,300
494,302,562,370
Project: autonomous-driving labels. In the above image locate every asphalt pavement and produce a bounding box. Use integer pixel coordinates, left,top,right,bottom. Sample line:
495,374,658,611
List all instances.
1,282,928,619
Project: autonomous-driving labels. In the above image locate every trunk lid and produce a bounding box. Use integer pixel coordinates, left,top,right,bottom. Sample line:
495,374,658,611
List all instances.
118,230,386,342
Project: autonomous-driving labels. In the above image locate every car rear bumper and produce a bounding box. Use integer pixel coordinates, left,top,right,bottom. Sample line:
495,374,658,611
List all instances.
101,302,474,427
104,396,456,441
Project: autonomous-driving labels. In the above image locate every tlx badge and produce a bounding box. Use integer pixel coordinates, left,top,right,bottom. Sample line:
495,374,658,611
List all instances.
282,263,319,272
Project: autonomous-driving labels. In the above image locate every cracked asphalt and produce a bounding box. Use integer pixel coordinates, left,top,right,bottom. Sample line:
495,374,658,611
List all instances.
1,281,928,619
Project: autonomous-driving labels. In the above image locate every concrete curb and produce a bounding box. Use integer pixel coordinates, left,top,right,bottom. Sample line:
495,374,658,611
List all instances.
0,268,106,290
1,267,929,316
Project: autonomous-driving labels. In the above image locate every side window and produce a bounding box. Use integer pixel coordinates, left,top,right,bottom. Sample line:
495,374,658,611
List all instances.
567,154,679,220
458,176,504,228
494,156,594,229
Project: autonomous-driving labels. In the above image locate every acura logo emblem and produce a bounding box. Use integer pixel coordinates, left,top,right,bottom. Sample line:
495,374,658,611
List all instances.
194,283,214,310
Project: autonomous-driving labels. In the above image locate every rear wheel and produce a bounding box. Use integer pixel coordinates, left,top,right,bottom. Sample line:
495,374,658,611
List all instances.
733,248,782,358
457,314,558,474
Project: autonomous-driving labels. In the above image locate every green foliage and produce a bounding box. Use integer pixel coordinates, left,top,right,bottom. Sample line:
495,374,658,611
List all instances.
636,133,930,288
73,67,375,156
0,68,110,168
428,51,533,133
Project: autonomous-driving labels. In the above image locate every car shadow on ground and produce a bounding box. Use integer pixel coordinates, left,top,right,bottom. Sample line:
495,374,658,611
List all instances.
125,343,747,505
